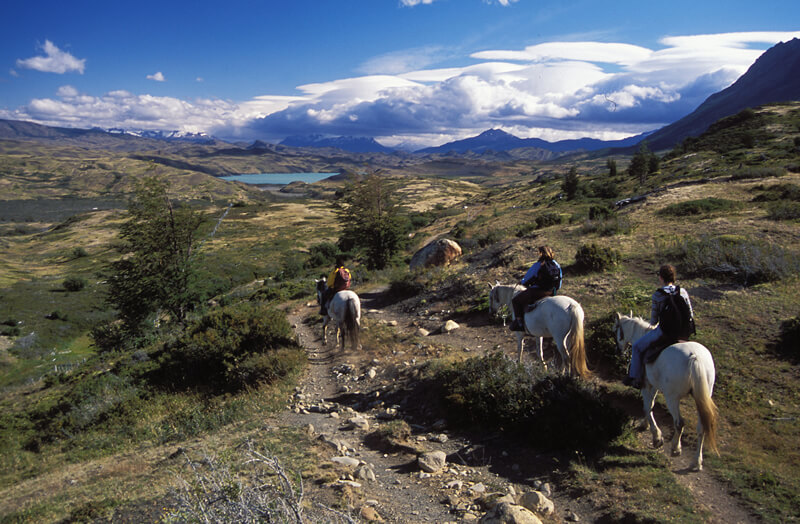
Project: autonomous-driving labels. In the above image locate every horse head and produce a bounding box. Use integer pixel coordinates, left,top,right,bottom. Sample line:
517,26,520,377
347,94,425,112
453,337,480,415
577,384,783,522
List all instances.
314,277,327,304
487,281,502,315
613,312,629,354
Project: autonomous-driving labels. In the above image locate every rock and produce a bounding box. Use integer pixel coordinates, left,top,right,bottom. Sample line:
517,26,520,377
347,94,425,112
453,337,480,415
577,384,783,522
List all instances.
418,450,447,473
360,506,384,522
565,510,581,522
416,328,430,337
445,480,464,490
518,491,555,516
367,367,377,379
469,482,487,495
376,408,397,420
337,480,362,488
443,320,460,333
477,493,515,510
331,456,360,468
355,464,377,482
304,424,315,437
348,415,370,431
318,435,348,453
410,238,462,271
478,502,543,524
431,433,449,443
541,483,552,497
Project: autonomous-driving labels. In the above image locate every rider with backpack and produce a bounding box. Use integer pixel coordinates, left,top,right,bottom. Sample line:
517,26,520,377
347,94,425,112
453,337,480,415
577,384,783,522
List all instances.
320,259,352,316
624,264,696,389
509,245,562,331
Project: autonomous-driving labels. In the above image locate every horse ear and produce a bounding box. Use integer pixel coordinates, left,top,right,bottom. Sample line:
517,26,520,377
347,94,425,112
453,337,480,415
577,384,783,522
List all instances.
629,310,633,318
615,312,622,319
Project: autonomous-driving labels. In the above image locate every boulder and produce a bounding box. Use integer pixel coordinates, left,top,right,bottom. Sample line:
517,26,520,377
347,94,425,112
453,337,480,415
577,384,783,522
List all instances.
518,491,555,516
410,238,462,271
418,450,447,473
478,502,543,524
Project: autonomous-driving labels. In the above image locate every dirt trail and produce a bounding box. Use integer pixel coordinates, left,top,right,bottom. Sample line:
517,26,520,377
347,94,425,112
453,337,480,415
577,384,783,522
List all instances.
276,287,756,523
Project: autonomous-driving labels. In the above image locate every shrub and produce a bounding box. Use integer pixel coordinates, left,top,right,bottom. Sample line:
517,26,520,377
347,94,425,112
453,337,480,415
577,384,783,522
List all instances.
767,201,800,221
586,313,628,377
752,183,800,202
476,229,504,247
430,353,627,454
435,353,537,430
659,234,800,285
536,212,564,229
156,302,302,392
574,243,621,272
659,198,741,217
71,247,89,259
304,242,341,269
1,325,20,337
91,321,128,353
528,375,628,454
388,272,425,301
729,167,785,180
580,216,633,236
63,276,87,292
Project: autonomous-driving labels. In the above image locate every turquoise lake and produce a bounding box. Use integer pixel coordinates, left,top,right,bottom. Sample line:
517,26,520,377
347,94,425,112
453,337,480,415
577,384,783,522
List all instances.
221,173,339,185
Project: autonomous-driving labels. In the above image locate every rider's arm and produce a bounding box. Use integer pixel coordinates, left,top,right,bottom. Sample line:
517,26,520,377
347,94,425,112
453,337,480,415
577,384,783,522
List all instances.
521,262,540,287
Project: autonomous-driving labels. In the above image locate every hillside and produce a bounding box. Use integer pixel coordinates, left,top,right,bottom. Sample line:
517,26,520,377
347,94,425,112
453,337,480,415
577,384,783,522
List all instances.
0,103,799,522
645,38,800,151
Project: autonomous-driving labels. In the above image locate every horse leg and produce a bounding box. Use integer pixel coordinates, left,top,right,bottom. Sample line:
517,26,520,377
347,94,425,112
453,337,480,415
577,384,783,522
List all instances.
516,333,525,363
321,316,329,345
691,419,705,471
665,395,684,457
552,338,570,376
536,337,548,371
642,385,663,448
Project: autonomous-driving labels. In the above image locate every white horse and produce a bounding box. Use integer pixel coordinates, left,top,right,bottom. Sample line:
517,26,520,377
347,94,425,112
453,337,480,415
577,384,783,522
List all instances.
614,313,719,470
315,279,361,351
488,284,589,377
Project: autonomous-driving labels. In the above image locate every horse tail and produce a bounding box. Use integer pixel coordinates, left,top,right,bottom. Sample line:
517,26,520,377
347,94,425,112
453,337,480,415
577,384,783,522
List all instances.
344,297,360,350
566,304,591,378
690,354,719,455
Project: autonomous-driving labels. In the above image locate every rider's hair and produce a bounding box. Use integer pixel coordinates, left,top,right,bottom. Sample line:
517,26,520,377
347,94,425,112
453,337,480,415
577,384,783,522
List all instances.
538,245,555,261
658,264,677,284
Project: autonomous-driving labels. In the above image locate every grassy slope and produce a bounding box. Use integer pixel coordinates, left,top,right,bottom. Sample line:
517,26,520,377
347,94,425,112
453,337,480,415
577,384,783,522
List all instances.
0,102,798,521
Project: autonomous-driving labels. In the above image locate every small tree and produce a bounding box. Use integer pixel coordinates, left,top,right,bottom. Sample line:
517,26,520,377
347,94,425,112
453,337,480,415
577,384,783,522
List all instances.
562,167,580,200
106,176,205,333
335,173,406,270
629,142,653,184
606,158,618,177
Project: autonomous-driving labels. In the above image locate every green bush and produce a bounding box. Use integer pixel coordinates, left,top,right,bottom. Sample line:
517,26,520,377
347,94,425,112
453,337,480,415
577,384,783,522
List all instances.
580,216,633,236
71,247,89,259
536,213,564,229
63,276,87,292
767,201,800,221
660,234,800,285
528,375,628,454
435,353,537,430
659,198,741,216
91,321,127,353
574,243,621,272
430,353,627,454
388,272,425,301
156,302,302,392
730,167,785,180
304,242,342,269
587,313,628,377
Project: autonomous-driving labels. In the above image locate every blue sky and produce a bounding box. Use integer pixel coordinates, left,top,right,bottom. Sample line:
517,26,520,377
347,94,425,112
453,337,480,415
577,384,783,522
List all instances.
1,0,799,149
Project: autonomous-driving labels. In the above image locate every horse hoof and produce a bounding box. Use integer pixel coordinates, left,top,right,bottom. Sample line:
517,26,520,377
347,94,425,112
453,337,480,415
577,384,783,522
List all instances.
654,438,664,449
690,462,702,471
672,449,682,457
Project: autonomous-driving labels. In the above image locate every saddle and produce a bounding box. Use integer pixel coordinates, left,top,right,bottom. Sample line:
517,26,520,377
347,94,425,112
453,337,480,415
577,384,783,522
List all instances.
523,299,544,314
643,338,687,363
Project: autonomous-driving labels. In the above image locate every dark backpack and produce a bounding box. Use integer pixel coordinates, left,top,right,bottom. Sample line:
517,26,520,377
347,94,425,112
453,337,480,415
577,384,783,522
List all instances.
537,260,561,291
658,286,695,341
333,267,351,291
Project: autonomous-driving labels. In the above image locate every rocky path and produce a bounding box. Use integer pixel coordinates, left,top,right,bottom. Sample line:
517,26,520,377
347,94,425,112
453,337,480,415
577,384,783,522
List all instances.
276,288,755,523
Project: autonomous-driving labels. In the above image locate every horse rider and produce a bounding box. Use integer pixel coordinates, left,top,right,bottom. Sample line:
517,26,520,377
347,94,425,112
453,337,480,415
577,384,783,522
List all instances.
623,264,695,389
509,245,562,331
320,259,352,316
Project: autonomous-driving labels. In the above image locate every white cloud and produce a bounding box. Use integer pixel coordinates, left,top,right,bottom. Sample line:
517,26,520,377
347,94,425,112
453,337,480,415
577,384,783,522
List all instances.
147,71,166,82
399,0,435,6
5,31,799,148
16,40,86,74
